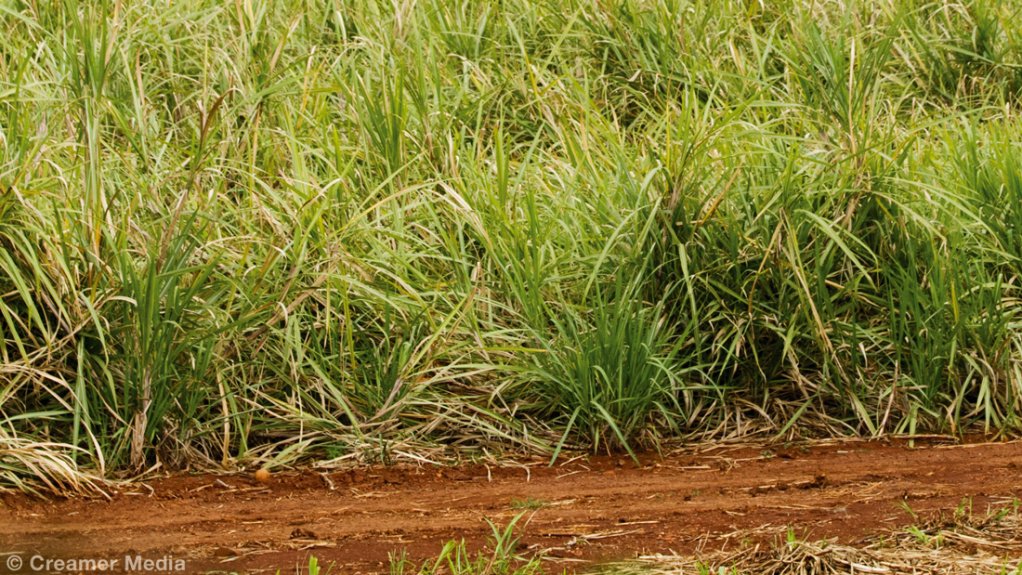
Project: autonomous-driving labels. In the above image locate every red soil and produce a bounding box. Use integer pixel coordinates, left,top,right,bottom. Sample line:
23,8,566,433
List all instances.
2,438,1020,574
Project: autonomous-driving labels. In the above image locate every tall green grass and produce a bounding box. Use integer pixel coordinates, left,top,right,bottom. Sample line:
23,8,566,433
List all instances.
2,0,1022,490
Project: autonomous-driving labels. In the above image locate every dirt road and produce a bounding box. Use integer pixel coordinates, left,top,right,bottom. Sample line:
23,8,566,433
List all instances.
2,439,1020,574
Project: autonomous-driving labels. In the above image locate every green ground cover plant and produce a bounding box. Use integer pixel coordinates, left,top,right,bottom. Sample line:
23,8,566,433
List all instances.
2,0,1022,489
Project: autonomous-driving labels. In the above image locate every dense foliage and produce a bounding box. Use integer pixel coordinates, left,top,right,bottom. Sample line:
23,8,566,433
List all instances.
2,0,1022,489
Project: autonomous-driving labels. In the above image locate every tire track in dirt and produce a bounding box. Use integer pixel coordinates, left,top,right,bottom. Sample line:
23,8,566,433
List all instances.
2,439,1020,574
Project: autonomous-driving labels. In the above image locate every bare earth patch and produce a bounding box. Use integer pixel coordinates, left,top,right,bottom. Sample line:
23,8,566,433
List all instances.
2,439,1021,574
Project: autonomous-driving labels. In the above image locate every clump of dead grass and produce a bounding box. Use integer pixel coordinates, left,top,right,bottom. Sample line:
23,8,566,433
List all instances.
608,501,1022,575
0,437,107,498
